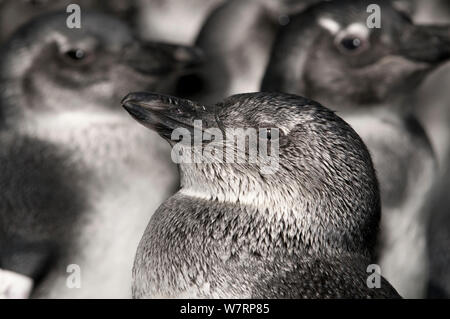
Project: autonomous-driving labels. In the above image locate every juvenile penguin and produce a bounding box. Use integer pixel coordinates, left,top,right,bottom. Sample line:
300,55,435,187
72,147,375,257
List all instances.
262,0,450,298
411,5,450,297
187,0,415,103
122,91,401,299
183,0,320,103
0,12,201,298
426,149,450,298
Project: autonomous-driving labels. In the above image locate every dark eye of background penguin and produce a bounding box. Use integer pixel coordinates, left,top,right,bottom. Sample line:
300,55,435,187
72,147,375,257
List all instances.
121,91,400,299
0,11,202,298
261,0,450,298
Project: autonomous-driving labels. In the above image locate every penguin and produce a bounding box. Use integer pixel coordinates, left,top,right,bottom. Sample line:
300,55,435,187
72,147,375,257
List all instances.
0,0,138,44
180,0,320,104
136,0,225,45
184,0,415,103
426,149,450,298
261,0,450,298
122,91,401,299
411,0,450,298
0,12,201,298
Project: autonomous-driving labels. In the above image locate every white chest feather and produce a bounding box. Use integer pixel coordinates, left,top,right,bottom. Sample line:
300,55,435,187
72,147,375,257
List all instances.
20,111,178,298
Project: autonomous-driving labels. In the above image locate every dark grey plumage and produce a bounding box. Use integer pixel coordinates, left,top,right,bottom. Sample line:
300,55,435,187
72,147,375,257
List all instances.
261,0,450,298
0,12,201,298
122,91,400,299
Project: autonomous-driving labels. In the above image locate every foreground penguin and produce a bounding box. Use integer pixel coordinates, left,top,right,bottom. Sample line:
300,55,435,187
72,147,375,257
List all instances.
262,0,450,298
0,12,201,298
122,91,400,299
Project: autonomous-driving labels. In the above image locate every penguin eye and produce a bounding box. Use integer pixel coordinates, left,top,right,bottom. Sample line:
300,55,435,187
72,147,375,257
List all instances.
336,35,369,55
341,37,362,50
266,128,272,140
62,49,93,66
65,49,86,61
261,128,280,141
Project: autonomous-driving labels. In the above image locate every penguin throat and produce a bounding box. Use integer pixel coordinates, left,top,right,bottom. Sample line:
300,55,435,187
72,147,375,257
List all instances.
178,163,296,210
15,110,157,175
178,164,374,258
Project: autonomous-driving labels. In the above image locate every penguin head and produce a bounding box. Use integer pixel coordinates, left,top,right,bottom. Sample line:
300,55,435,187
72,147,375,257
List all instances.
0,11,202,118
262,0,450,108
122,91,380,256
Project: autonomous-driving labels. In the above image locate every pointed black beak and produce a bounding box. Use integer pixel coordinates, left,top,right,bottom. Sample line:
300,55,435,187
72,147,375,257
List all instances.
121,92,214,141
400,24,450,64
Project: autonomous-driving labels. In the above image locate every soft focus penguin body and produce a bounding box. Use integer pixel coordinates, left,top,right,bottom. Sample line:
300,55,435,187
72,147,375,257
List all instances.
0,12,202,298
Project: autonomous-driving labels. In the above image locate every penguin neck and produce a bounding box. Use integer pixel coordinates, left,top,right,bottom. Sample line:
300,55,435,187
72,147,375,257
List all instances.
178,163,375,259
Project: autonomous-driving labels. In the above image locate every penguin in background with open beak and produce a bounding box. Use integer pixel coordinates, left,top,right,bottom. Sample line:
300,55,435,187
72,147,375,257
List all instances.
262,0,450,298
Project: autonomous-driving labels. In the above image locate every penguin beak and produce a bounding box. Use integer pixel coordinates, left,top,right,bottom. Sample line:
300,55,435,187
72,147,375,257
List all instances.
399,24,450,65
121,92,214,142
123,42,204,76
